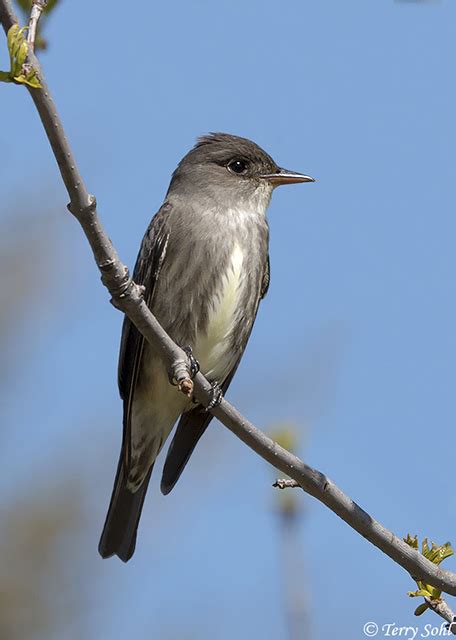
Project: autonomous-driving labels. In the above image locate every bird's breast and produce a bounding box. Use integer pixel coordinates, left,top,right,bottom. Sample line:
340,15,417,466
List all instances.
193,243,245,381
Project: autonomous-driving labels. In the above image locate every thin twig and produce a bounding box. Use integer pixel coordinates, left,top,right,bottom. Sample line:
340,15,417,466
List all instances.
425,598,456,634
273,479,300,490
26,0,47,52
1,0,456,605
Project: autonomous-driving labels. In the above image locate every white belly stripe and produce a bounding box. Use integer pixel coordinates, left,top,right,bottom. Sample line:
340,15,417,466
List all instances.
194,244,244,380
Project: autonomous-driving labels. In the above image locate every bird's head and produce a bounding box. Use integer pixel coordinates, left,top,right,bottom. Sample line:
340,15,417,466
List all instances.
168,133,314,213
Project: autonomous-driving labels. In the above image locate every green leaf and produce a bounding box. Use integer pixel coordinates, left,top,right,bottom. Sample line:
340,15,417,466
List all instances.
414,603,429,616
404,534,419,550
20,74,42,89
11,27,28,76
403,534,453,617
1,24,42,89
16,41,28,69
422,538,430,557
7,24,18,73
408,588,433,598
433,543,453,565
427,585,442,599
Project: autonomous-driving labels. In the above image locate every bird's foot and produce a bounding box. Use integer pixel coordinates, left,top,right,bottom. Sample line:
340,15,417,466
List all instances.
206,381,223,410
183,346,200,379
168,346,200,389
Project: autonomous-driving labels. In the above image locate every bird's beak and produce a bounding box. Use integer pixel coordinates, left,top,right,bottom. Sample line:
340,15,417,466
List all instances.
260,168,315,186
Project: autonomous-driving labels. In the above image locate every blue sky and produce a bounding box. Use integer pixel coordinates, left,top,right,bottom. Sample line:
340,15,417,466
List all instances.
1,1,456,638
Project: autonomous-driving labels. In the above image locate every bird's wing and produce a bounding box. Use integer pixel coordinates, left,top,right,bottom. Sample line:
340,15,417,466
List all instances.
160,253,271,495
118,203,171,468
99,204,171,561
261,254,270,299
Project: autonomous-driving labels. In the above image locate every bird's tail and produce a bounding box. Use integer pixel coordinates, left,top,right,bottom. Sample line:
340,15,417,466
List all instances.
98,455,153,562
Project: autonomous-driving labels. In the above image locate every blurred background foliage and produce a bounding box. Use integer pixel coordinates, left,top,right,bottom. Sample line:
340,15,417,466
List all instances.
0,479,92,640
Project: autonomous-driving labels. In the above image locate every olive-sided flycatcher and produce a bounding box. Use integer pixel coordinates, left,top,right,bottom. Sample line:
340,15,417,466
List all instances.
99,133,314,561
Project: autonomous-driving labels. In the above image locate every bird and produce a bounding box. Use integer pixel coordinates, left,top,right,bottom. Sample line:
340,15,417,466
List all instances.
99,133,314,561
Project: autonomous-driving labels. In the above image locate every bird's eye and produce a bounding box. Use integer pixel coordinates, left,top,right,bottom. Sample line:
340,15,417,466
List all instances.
227,159,248,175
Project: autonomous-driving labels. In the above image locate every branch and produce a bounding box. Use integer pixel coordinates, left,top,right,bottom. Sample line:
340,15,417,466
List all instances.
273,479,300,490
26,0,47,52
1,0,456,604
424,598,456,634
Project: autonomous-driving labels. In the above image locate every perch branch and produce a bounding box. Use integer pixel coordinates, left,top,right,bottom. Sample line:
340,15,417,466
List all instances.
1,0,456,605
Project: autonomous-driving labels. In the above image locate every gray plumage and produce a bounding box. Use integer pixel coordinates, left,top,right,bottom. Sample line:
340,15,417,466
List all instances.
99,133,313,561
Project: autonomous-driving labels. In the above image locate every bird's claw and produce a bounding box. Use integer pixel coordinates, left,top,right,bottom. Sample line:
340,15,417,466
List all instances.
168,346,200,387
206,381,223,410
183,346,200,379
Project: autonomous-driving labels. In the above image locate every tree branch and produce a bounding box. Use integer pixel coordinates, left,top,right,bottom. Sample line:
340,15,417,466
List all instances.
424,598,456,634
26,0,47,51
1,0,456,606
273,479,300,490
